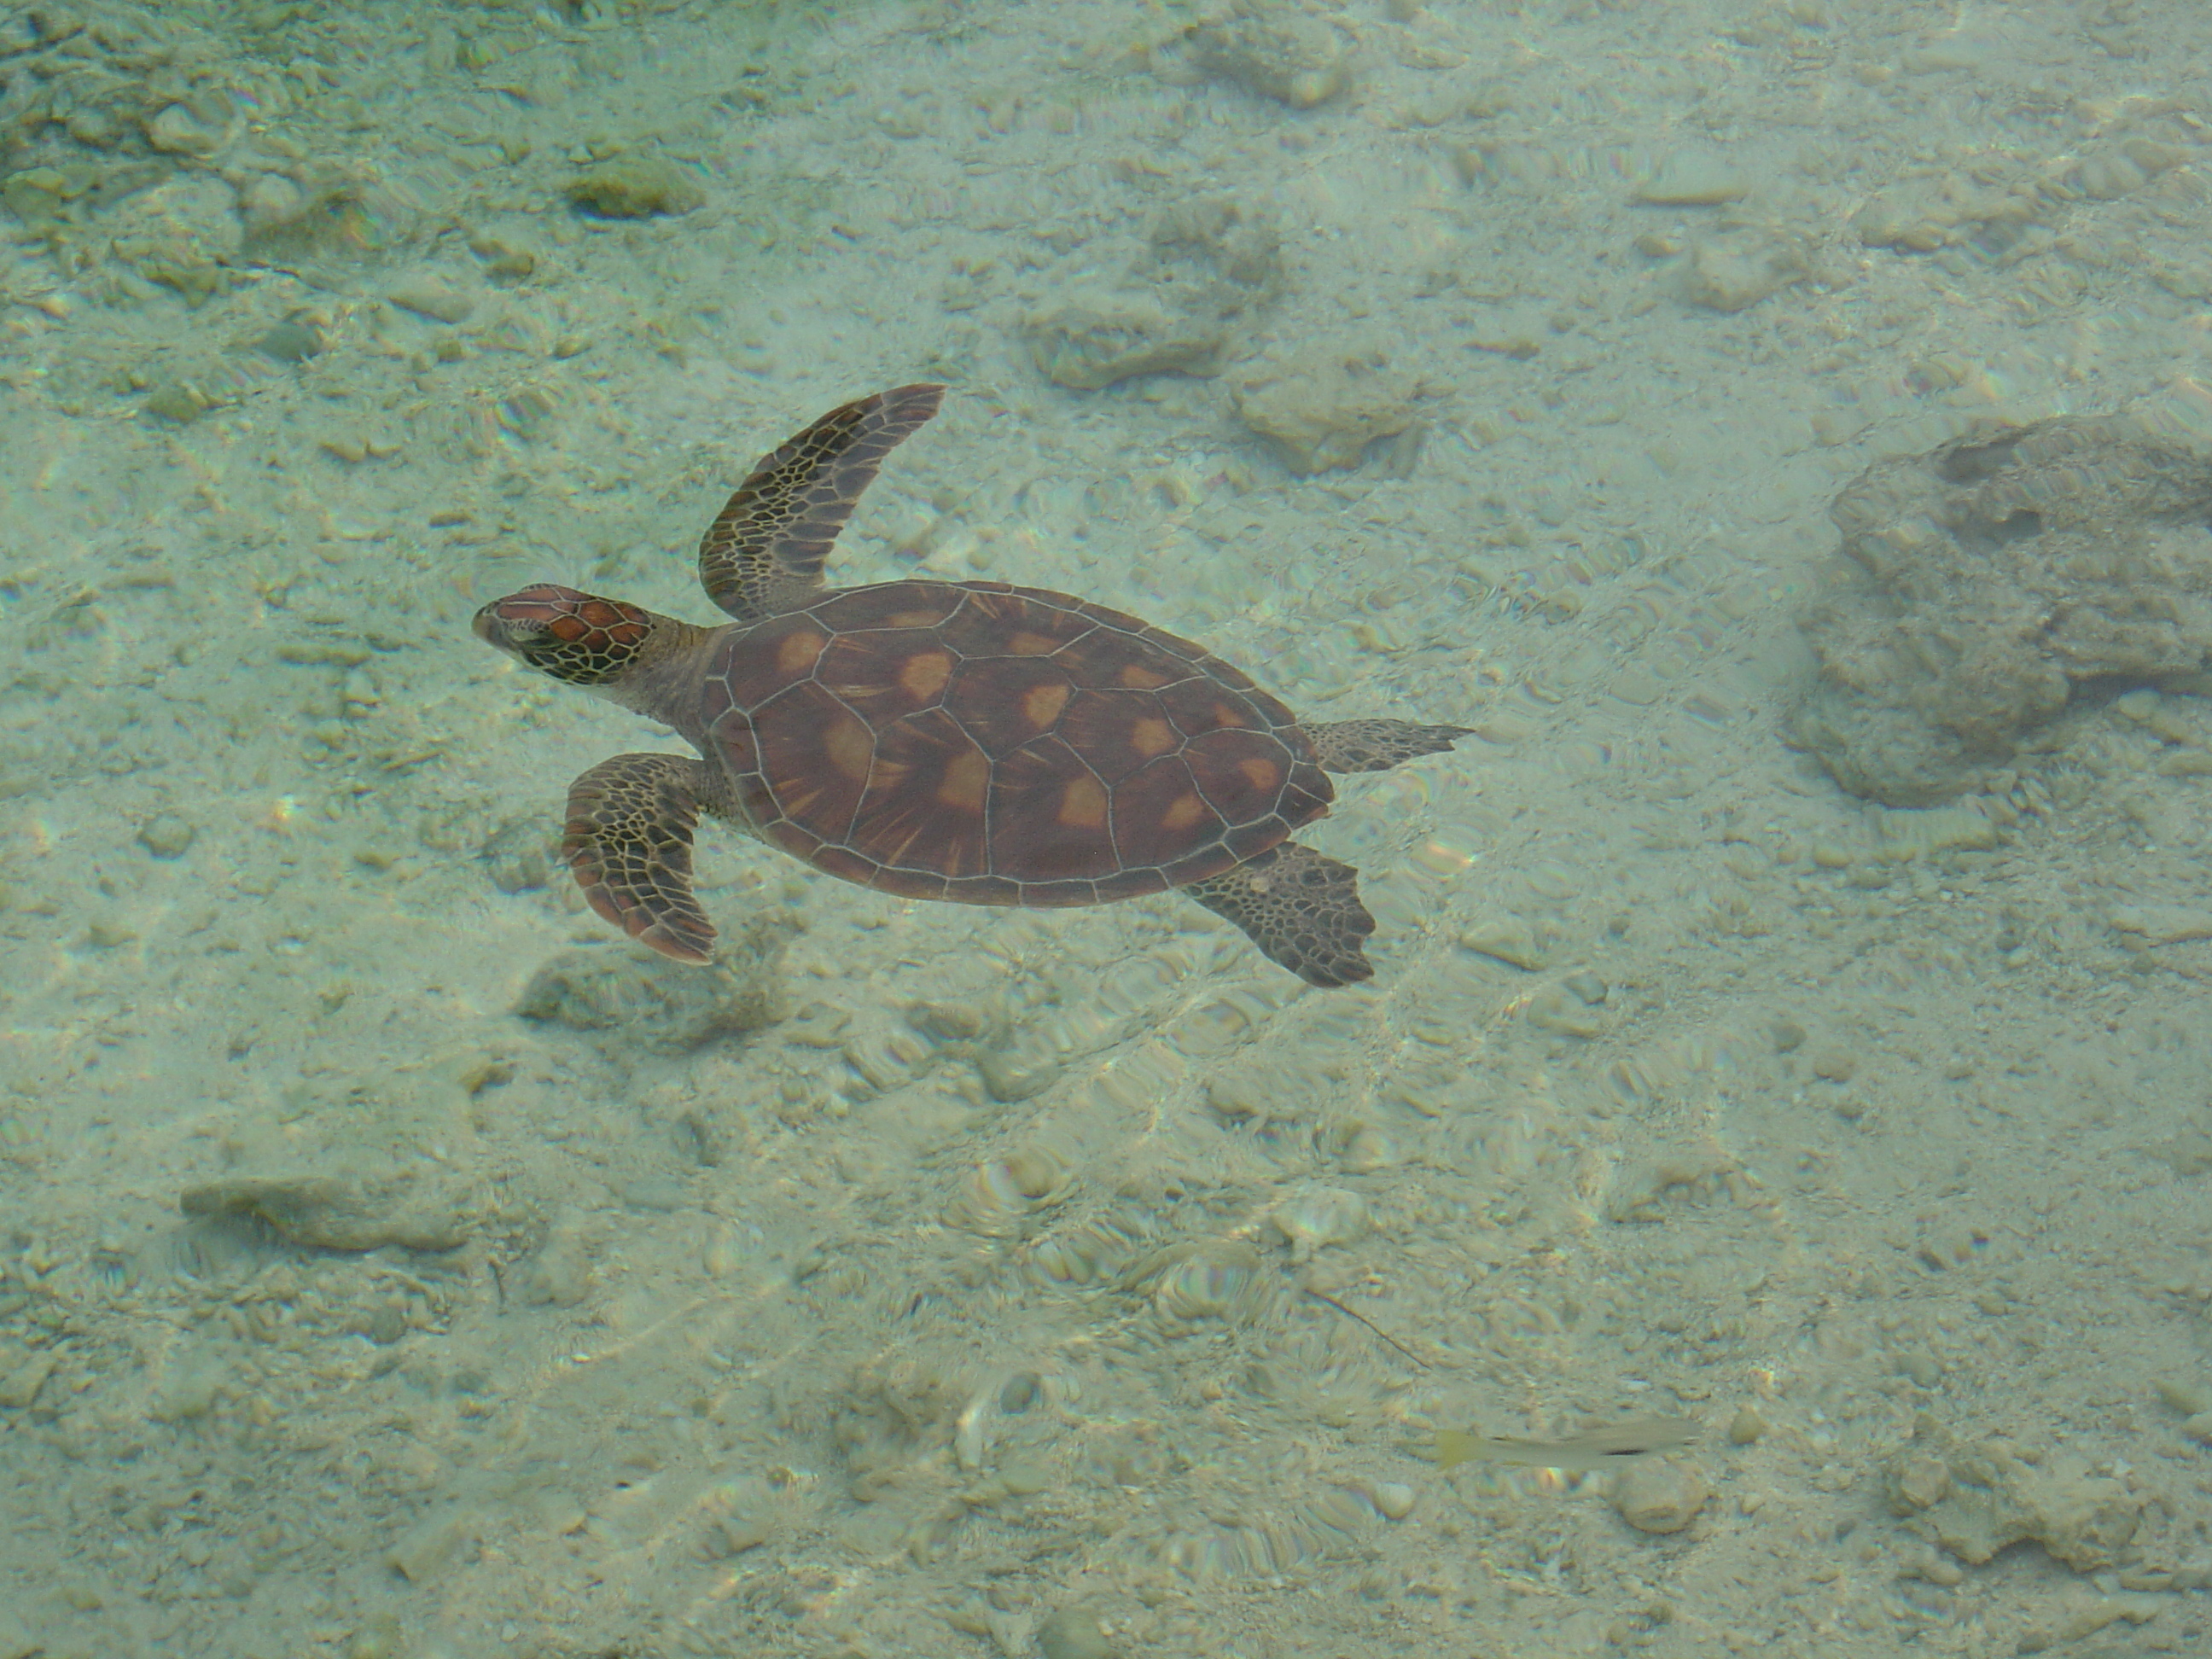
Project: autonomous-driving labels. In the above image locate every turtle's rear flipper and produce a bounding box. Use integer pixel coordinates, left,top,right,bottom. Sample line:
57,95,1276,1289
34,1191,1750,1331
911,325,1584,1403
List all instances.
1307,719,1474,774
1185,841,1376,987
562,753,718,963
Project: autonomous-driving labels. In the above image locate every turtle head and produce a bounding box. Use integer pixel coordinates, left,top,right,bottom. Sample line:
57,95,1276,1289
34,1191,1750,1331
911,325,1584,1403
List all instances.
474,584,659,687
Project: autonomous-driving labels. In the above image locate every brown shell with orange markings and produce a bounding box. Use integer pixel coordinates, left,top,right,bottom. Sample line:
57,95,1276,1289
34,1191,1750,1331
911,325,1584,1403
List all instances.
696,578,1334,905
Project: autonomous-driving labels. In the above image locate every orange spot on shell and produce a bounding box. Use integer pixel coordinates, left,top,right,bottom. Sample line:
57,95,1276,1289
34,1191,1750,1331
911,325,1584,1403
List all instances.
1237,756,1281,791
1119,664,1173,689
1005,632,1059,656
780,784,824,818
778,630,827,675
1057,775,1109,830
882,608,950,627
937,747,989,812
1022,680,1072,728
825,714,873,781
1161,793,1208,831
1213,702,1254,729
1130,717,1176,757
899,649,953,701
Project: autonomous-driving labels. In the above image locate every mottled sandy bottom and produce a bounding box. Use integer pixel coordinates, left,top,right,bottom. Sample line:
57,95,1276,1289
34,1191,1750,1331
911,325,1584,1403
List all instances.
3,0,2212,1656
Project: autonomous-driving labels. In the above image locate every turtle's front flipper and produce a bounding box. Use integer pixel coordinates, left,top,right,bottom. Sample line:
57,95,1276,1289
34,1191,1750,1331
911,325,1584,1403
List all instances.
700,383,946,620
1306,719,1475,774
1185,841,1376,987
562,754,718,963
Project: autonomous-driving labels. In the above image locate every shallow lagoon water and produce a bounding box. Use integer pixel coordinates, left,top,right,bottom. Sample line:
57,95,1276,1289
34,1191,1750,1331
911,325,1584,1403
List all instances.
3,1,2212,1655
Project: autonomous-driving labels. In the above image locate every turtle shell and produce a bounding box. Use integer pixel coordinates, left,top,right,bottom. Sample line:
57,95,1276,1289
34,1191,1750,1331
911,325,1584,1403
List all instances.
696,579,1333,905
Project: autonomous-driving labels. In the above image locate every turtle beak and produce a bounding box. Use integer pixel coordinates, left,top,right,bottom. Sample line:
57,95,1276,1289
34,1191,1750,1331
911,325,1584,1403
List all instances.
472,601,528,661
471,600,521,651
474,590,566,659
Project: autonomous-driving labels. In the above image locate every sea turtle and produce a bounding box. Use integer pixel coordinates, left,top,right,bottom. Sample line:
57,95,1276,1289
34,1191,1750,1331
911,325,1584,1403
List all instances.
474,384,1470,986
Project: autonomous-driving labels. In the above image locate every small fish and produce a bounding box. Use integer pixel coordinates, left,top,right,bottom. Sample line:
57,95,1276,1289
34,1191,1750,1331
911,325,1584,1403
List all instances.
1429,1415,1701,1472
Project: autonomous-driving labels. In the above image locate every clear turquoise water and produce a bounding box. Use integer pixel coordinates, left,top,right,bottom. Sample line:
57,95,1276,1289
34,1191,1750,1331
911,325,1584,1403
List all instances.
3,1,2211,1655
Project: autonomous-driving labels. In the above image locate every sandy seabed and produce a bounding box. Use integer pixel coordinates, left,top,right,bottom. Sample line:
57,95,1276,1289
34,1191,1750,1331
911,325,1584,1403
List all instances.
3,0,2211,1655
